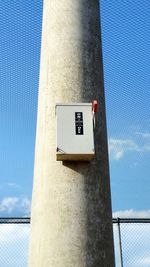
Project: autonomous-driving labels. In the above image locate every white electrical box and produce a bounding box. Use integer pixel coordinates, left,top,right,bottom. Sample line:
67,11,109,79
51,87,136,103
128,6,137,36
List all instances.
56,103,95,161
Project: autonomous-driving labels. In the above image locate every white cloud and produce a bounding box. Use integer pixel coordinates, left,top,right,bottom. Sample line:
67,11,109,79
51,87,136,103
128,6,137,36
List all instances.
143,144,150,151
0,182,21,191
135,132,150,139
113,209,150,218
137,256,150,266
108,138,140,160
6,183,20,189
108,137,150,160
21,197,31,215
0,197,19,213
0,197,31,215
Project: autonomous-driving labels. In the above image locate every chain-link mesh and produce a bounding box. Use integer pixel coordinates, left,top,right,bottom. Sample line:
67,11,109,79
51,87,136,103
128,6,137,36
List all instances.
0,218,150,267
113,219,150,267
101,0,150,213
0,218,30,267
0,1,43,216
120,223,150,267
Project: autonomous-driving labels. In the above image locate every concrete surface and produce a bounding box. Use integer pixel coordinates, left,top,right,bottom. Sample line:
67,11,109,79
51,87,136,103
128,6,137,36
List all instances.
28,0,115,266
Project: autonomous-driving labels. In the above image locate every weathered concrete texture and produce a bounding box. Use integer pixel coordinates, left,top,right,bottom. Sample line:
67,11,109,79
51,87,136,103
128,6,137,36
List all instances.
28,0,115,266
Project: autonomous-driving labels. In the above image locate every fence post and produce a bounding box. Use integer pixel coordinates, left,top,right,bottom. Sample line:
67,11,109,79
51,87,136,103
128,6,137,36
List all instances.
117,218,124,267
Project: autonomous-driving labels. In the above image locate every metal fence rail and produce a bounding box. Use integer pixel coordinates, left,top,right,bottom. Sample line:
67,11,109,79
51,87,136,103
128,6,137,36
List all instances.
0,217,150,267
0,217,30,224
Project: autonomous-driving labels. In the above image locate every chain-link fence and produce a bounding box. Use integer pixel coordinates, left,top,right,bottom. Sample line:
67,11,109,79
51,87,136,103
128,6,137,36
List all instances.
113,218,150,267
0,218,150,267
0,218,30,267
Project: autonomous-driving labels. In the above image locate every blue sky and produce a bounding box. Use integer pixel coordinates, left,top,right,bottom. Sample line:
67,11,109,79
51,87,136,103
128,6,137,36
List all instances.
101,0,150,214
0,1,150,217
0,1,43,216
0,1,150,266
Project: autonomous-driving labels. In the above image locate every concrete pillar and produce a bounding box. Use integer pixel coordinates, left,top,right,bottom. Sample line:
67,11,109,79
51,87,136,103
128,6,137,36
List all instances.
28,0,115,267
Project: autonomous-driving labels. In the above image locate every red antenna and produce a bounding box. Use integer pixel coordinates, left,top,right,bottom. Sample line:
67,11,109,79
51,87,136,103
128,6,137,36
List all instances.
92,100,98,113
